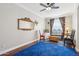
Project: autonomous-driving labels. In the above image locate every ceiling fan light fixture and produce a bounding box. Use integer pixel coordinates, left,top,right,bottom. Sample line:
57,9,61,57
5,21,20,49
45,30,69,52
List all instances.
46,7,51,10
40,3,59,12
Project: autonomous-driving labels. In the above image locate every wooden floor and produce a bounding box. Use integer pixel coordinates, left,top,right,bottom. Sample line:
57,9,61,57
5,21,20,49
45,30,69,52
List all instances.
1,40,37,56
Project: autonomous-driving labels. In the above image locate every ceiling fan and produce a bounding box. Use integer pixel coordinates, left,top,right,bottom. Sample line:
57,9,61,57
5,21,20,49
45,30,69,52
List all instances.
40,3,59,12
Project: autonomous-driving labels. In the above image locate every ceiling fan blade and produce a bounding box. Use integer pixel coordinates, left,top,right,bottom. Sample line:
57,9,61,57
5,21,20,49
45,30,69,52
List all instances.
51,6,59,9
49,3,55,7
40,9,46,12
40,3,47,7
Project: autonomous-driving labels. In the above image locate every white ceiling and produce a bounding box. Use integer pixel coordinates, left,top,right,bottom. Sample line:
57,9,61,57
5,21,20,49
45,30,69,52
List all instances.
17,3,75,18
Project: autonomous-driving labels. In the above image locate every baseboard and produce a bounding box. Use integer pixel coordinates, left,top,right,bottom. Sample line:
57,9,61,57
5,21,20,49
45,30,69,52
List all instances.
0,39,37,56
75,47,79,53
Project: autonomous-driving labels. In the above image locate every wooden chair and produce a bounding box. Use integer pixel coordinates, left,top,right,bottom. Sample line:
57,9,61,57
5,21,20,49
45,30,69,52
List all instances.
64,30,75,48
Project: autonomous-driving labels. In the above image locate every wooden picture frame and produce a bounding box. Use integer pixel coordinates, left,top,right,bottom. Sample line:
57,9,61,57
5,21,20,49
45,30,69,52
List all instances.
17,17,34,30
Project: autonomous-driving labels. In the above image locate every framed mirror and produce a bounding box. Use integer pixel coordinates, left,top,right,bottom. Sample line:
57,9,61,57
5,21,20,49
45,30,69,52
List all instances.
17,17,34,30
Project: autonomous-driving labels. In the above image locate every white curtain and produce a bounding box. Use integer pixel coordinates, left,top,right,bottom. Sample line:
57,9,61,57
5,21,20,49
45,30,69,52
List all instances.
52,18,62,35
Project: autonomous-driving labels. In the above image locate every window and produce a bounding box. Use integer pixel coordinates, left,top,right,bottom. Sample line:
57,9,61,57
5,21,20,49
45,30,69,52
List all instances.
52,18,62,35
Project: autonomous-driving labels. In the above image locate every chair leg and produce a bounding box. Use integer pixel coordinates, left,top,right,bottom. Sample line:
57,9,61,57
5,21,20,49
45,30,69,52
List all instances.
72,42,75,48
64,40,65,46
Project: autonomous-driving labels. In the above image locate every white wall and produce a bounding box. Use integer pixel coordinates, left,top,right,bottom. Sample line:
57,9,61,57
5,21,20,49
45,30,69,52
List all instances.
76,4,79,52
44,18,50,32
71,3,79,52
65,16,72,33
0,3,44,54
72,4,77,41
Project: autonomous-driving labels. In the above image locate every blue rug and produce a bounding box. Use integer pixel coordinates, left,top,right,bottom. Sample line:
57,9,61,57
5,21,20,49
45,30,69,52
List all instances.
14,40,78,56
